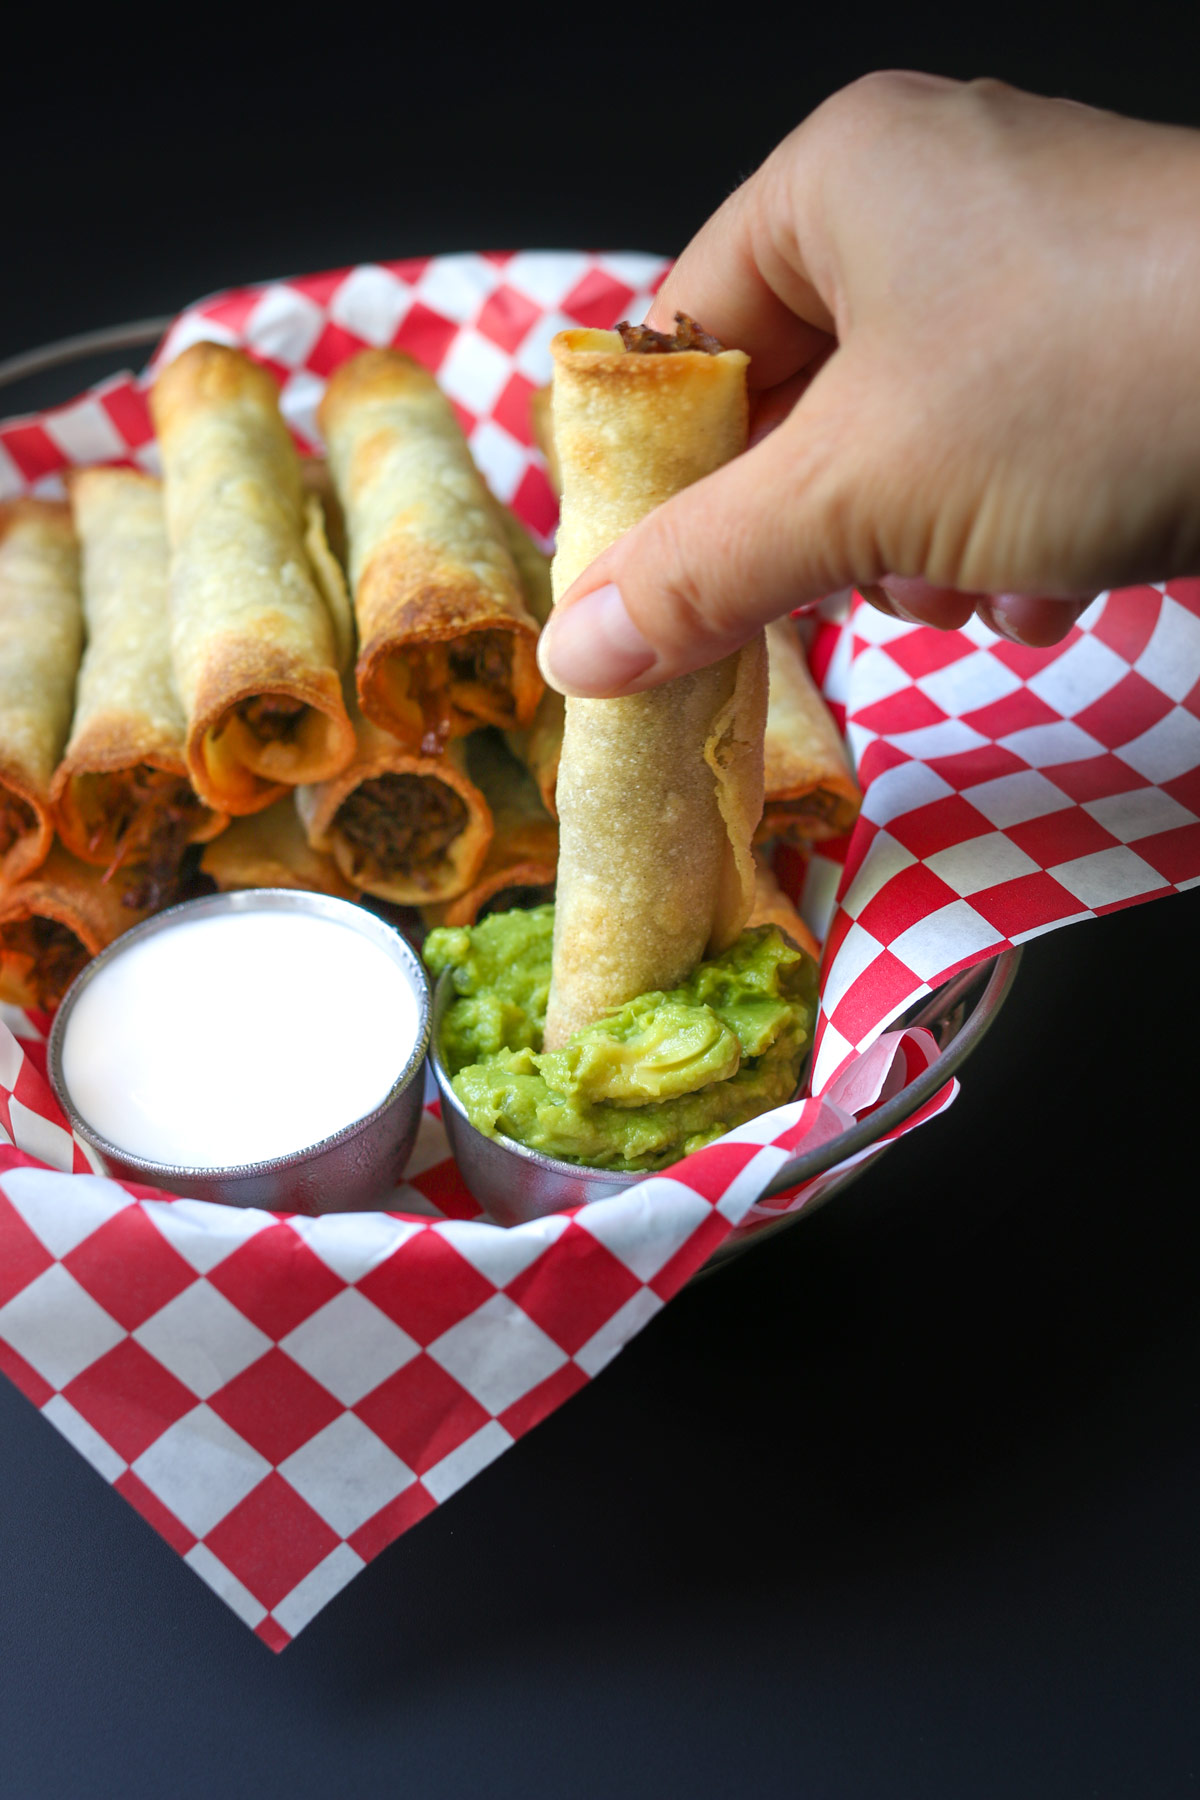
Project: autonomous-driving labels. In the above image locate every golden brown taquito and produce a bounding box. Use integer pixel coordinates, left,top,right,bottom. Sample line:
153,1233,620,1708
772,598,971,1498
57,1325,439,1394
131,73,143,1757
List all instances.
51,470,226,909
0,500,82,889
421,733,557,929
296,699,492,904
319,349,542,753
747,849,821,962
150,342,355,816
760,619,862,843
0,843,151,1010
499,505,563,818
200,795,357,899
544,323,766,1049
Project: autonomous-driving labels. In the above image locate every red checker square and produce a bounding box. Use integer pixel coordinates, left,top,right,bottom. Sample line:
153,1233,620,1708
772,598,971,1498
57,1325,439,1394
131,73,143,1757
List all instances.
888,794,994,859
392,301,458,370
208,1349,343,1467
828,950,922,1047
358,1231,495,1344
968,870,1088,939
668,1140,762,1204
507,1221,643,1354
0,1339,53,1408
385,256,432,286
114,1470,198,1556
204,1473,339,1613
1163,765,1200,818
806,619,841,690
289,266,352,309
853,687,948,736
0,1191,54,1306
492,370,540,446
498,1361,588,1439
857,865,961,941
1089,586,1162,663
1165,577,1200,614
354,1353,489,1473
475,283,542,354
986,628,1083,681
62,1339,196,1465
1,422,68,483
1044,753,1148,805
511,463,559,540
100,383,154,449
206,1225,343,1341
650,1210,732,1300
884,629,976,681
1126,820,1200,886
925,745,1026,791
348,1480,437,1563
256,1618,291,1654
1074,671,1174,751
200,289,260,336
857,737,912,784
819,906,856,973
62,1205,196,1331
838,817,879,893
306,319,369,378
1008,807,1119,867
961,687,1060,739
561,267,636,329
408,1155,484,1221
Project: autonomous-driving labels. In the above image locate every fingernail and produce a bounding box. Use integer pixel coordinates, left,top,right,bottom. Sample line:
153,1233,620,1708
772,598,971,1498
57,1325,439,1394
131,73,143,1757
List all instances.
538,583,657,696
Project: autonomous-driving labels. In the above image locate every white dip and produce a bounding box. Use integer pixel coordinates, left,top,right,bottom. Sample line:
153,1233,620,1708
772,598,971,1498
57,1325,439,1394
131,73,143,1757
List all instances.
60,909,421,1167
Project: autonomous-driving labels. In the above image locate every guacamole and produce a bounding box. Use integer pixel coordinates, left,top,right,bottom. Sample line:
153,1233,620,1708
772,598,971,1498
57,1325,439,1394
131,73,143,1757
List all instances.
423,905,818,1171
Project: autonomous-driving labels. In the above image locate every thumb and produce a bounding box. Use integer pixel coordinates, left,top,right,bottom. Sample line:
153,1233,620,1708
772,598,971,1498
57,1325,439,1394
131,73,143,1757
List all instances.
536,373,871,697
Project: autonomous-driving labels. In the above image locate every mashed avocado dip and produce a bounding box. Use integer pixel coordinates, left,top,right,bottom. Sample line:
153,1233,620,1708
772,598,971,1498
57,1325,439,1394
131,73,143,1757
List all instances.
424,905,818,1171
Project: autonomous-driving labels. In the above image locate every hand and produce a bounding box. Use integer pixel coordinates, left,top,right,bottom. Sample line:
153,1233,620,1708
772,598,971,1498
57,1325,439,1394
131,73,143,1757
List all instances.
538,74,1200,696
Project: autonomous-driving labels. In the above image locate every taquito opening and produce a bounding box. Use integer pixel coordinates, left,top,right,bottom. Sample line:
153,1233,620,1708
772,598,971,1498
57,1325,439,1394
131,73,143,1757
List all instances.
331,772,471,894
0,915,90,1009
202,695,348,802
0,788,39,865
367,627,534,754
58,767,213,901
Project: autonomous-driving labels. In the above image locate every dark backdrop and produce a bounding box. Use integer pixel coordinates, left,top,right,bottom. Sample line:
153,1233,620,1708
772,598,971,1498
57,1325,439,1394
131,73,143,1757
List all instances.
2,11,1198,1798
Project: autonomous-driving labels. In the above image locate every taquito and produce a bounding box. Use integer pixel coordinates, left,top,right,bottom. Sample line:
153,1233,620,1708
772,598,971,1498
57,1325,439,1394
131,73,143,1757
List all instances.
0,500,82,889
296,699,492,904
200,795,358,899
499,504,563,818
319,349,542,753
747,849,821,962
421,733,557,929
150,342,355,815
0,843,150,1010
51,470,226,910
760,619,862,843
544,318,767,1049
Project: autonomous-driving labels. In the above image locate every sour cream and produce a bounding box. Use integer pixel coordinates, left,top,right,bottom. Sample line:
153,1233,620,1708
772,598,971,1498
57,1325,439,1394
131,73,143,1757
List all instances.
60,907,422,1168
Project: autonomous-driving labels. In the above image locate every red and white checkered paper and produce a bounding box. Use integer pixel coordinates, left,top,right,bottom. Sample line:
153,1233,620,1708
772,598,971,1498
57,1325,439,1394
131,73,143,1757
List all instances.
1,253,1198,1648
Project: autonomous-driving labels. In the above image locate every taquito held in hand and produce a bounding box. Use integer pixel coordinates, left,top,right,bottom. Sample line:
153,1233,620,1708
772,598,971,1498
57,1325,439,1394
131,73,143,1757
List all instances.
200,794,357,899
421,732,557,929
0,843,151,1010
151,343,355,815
0,500,82,888
296,700,492,905
52,470,226,910
319,349,542,753
760,619,861,844
544,319,766,1048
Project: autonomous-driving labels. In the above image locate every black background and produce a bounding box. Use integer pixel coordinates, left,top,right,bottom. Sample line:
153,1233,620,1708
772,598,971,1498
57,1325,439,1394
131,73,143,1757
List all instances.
2,11,1198,1798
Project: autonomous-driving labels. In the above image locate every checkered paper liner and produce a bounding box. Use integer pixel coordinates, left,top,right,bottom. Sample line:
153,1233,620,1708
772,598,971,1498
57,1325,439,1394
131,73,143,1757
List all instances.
1,253,1198,1648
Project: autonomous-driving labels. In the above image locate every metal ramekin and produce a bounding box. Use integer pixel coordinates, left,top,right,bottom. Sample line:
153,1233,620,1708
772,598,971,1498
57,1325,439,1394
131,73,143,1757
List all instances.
48,889,431,1216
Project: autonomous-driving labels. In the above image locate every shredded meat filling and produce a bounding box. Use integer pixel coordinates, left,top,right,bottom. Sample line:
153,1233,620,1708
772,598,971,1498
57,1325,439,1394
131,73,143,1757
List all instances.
236,694,307,743
84,768,207,912
0,792,36,859
1,917,89,1008
617,312,725,355
335,773,469,878
414,632,516,755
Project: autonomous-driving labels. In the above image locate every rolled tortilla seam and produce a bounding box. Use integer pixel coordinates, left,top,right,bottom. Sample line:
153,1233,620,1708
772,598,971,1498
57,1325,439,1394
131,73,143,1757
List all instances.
318,349,542,753
151,342,355,816
759,619,862,843
0,500,82,889
52,470,227,904
544,325,766,1048
296,699,492,904
421,732,557,929
0,842,152,1009
200,794,358,899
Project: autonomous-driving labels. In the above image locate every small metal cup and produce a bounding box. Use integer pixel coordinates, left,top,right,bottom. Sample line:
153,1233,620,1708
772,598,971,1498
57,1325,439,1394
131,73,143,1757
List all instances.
48,889,431,1216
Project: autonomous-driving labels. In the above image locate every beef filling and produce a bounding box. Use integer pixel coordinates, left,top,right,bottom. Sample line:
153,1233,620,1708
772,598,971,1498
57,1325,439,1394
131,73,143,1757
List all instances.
86,768,208,911
335,773,469,878
237,694,307,743
616,312,725,355
1,917,90,1008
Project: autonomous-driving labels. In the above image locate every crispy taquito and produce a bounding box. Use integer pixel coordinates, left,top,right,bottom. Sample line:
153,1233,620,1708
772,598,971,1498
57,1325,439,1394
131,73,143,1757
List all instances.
421,733,557,928
150,342,355,815
760,619,861,843
544,318,766,1048
0,843,150,1010
319,349,542,753
747,849,820,962
0,500,82,889
296,699,492,904
200,794,357,899
51,470,226,909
